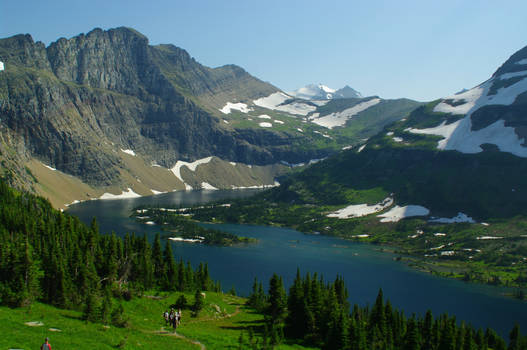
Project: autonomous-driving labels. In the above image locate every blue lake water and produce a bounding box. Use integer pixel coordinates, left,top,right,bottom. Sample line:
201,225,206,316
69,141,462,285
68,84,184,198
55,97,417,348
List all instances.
67,189,527,339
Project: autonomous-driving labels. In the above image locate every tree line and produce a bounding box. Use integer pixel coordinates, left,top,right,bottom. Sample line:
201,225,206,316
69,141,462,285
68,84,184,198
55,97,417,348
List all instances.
0,180,218,325
246,269,526,350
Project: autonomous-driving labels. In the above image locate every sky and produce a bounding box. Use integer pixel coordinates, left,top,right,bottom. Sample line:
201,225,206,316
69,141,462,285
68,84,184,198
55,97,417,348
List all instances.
1,0,527,101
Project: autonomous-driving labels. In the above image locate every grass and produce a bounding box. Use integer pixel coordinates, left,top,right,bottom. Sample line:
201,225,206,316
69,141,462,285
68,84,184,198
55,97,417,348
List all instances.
0,291,316,350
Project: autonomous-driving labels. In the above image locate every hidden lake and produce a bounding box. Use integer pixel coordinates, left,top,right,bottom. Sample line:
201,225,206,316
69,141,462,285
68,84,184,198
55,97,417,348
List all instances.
67,189,527,339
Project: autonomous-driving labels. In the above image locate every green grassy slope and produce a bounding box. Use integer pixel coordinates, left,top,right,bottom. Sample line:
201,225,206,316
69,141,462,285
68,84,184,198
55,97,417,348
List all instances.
0,291,313,350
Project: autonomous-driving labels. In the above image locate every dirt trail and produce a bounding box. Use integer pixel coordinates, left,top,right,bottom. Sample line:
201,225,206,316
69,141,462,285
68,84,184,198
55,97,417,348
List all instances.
157,327,206,350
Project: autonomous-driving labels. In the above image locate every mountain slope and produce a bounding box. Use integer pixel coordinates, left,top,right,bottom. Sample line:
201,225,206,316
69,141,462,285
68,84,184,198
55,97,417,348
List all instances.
0,27,422,207
264,43,527,221
0,28,324,205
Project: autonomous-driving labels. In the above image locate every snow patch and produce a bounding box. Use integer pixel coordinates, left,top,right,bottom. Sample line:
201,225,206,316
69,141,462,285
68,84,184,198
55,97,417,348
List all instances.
377,205,430,223
151,189,166,195
392,137,403,143
386,131,394,136
257,114,271,119
0,61,4,71
297,128,304,132
121,149,136,156
43,163,56,171
100,188,141,200
310,98,381,129
274,120,285,124
170,157,214,182
477,236,503,240
259,122,273,128
253,92,316,116
169,237,204,243
201,182,218,190
418,76,527,157
410,118,527,157
429,212,475,224
440,251,455,256
358,145,366,152
327,197,393,219
220,102,252,114
231,182,280,190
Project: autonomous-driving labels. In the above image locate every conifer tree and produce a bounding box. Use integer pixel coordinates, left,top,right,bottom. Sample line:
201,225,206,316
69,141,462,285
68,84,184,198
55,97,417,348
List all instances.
403,316,420,350
163,241,177,290
267,273,287,325
508,324,521,350
193,289,204,316
152,234,164,284
439,319,456,350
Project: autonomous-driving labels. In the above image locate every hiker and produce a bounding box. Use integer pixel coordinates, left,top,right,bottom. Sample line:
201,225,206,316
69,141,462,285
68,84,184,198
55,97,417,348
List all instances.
41,337,52,350
163,310,169,326
169,309,177,330
177,308,182,326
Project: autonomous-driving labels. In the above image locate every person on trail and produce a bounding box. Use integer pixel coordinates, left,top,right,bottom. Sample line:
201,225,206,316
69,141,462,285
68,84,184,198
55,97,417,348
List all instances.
177,308,182,326
175,309,180,326
170,309,177,330
163,310,169,326
41,337,52,350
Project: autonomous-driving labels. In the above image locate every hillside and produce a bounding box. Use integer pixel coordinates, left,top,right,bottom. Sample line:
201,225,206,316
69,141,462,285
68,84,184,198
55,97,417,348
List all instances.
0,27,420,208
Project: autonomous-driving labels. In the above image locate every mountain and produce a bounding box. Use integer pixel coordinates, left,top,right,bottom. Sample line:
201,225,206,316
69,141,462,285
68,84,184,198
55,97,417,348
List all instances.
264,43,527,220
289,83,362,100
0,27,327,206
0,27,421,208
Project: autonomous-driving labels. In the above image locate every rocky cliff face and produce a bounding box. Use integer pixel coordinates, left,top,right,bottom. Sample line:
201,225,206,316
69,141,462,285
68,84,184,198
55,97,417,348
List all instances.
0,27,316,191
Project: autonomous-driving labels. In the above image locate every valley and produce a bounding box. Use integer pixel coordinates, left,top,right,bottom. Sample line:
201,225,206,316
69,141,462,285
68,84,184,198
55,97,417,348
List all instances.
1,17,527,349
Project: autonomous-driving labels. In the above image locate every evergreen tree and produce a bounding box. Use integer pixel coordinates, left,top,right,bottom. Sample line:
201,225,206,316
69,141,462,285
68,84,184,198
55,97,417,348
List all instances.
192,289,204,316
267,273,287,326
163,241,177,290
439,319,456,350
403,316,420,350
464,328,477,350
152,234,164,284
508,324,521,350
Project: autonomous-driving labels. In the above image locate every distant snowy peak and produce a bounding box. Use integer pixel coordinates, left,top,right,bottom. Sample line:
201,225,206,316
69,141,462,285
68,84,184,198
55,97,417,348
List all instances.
334,85,362,99
290,84,361,100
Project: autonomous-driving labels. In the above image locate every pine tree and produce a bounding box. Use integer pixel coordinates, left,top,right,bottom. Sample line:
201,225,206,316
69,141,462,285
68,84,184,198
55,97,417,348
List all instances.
286,268,305,339
439,319,456,350
464,328,477,350
192,289,204,316
403,316,420,350
152,234,164,284
267,273,287,326
508,324,521,350
163,241,177,290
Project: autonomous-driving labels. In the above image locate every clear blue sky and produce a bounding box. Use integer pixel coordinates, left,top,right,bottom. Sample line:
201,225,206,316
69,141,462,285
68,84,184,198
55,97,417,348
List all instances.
2,0,526,101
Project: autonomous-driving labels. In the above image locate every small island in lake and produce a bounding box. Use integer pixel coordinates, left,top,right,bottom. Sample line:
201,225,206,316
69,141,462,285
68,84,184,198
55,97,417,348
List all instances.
132,206,256,246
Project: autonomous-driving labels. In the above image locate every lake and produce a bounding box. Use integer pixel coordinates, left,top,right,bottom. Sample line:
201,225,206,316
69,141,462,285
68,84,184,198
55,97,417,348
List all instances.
67,189,527,339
